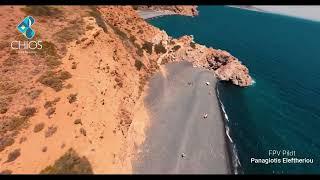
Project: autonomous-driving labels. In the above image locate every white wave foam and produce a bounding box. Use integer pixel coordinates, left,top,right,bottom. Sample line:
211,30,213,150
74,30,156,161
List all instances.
216,87,242,174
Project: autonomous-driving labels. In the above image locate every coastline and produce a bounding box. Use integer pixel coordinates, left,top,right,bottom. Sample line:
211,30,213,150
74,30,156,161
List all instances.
137,10,178,19
134,62,231,174
227,5,266,13
229,5,320,22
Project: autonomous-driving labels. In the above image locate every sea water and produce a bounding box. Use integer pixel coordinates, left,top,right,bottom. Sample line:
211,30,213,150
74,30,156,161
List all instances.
148,5,320,174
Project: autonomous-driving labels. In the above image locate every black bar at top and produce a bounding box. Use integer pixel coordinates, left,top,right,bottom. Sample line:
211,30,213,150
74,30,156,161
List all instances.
0,0,320,5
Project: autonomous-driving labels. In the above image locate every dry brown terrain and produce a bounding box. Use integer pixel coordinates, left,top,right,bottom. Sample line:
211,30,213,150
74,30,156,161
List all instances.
0,5,251,174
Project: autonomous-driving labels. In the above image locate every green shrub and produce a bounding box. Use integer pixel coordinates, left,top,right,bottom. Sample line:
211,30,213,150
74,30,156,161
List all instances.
6,149,20,163
45,126,58,138
28,89,42,100
34,123,45,133
0,116,28,134
53,24,85,43
38,71,72,92
0,136,15,152
0,96,12,114
154,42,167,54
40,148,93,174
36,41,61,68
21,6,62,17
173,45,181,51
136,48,144,57
67,93,77,104
134,60,144,71
190,42,196,49
142,41,153,54
19,107,36,117
132,5,139,10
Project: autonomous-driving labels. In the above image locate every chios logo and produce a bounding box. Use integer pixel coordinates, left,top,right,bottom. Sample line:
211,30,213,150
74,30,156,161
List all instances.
17,16,35,39
11,16,42,51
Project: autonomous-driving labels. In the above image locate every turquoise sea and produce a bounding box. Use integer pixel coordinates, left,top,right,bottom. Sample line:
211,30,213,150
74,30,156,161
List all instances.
148,6,320,174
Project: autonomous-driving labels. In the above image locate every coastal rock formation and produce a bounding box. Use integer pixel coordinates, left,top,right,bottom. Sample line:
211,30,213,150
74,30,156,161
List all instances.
135,5,198,16
98,6,252,87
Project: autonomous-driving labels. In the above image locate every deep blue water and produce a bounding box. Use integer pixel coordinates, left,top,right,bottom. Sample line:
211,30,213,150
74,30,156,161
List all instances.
148,6,320,174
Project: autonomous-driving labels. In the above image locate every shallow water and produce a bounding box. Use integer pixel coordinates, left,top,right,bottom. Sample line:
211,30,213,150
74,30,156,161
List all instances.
148,5,320,174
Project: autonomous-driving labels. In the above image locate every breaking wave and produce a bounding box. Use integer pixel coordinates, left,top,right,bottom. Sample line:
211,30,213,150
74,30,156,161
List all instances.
216,86,242,174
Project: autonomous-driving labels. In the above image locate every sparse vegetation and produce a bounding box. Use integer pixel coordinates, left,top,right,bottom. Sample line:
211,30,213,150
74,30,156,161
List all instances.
114,77,123,88
44,97,60,109
59,71,72,80
0,116,28,134
169,40,176,45
134,59,144,71
173,45,181,51
6,149,20,163
46,107,56,117
40,148,93,174
119,109,132,135
21,6,63,17
136,48,144,57
137,29,143,34
36,41,61,68
129,35,137,43
0,96,12,114
138,74,149,97
80,128,87,136
20,107,36,117
154,42,167,54
142,41,153,54
38,71,72,91
190,42,196,49
0,136,15,152
0,79,21,96
19,136,27,144
71,62,77,69
42,146,47,152
41,146,48,152
54,23,85,43
74,119,82,125
3,55,22,67
65,84,73,89
28,89,42,100
45,126,58,138
0,169,12,174
161,58,169,65
33,122,45,133
67,93,77,104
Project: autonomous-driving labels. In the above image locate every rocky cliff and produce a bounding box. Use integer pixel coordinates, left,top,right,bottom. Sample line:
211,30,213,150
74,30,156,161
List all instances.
135,5,199,16
99,6,252,87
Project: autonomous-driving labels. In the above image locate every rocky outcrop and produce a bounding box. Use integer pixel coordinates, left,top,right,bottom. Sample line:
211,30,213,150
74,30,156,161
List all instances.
126,6,252,87
135,5,198,16
205,49,253,87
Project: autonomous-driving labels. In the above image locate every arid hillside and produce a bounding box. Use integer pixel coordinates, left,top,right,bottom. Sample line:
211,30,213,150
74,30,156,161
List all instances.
0,5,251,174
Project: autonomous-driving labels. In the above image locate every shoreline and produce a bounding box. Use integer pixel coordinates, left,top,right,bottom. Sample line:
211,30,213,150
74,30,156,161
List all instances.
133,62,231,174
229,5,320,23
227,5,266,13
137,10,178,20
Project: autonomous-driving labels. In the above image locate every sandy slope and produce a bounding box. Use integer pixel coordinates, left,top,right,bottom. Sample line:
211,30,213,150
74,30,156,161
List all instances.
0,6,149,174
